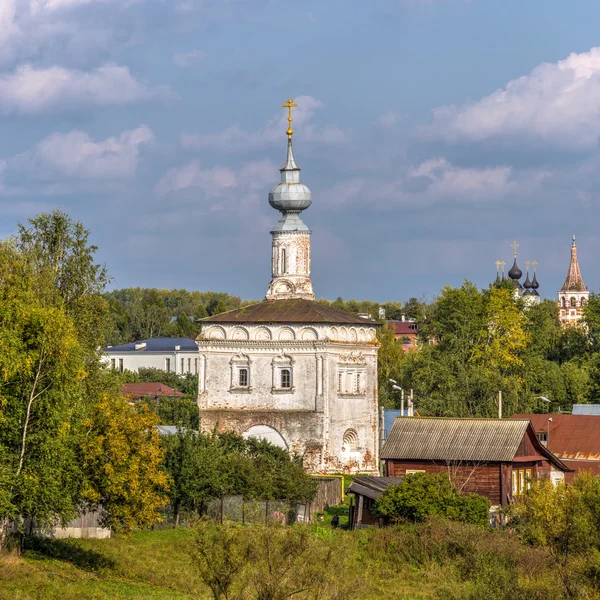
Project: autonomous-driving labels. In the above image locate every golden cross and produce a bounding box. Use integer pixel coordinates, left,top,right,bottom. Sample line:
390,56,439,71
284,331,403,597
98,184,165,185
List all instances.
525,260,531,273
511,240,519,257
532,260,538,273
495,260,502,273
500,261,505,273
282,98,298,139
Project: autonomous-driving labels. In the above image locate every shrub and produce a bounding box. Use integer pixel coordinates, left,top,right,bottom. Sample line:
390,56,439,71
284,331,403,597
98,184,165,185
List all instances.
373,473,490,527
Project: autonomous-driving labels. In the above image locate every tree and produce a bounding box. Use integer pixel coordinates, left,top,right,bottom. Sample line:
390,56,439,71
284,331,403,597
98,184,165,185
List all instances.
80,384,169,533
171,311,196,338
376,324,404,409
374,472,490,527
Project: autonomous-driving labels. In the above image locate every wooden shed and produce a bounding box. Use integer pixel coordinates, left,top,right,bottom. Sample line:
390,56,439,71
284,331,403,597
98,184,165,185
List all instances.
347,476,403,529
381,418,570,506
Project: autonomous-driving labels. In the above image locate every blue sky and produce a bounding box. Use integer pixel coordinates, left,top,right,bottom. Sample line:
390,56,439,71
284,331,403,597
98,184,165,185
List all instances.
1,0,600,303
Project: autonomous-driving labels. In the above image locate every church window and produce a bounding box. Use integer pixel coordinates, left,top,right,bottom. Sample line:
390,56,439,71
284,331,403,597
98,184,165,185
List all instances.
165,358,171,372
570,297,576,307
338,369,365,395
581,298,586,307
280,368,291,389
561,297,566,308
281,248,287,274
238,368,249,387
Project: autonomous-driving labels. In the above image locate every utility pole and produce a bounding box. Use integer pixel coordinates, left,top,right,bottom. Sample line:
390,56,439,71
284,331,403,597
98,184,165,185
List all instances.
498,390,502,419
401,389,405,416
409,389,414,417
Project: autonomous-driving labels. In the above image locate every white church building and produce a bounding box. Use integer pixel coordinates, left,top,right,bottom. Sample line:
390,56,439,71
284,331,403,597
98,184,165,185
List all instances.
196,100,379,474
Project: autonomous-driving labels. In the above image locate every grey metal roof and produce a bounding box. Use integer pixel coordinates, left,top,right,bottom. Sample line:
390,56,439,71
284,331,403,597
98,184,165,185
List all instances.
572,404,600,416
105,337,198,353
380,417,531,462
347,476,404,501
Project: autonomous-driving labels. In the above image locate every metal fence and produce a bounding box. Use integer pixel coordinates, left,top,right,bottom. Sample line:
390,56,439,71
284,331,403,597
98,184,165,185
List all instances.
203,496,310,525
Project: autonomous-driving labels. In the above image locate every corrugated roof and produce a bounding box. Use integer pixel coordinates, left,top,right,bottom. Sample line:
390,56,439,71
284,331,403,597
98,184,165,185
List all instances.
202,298,375,325
380,417,531,462
347,476,404,501
106,337,198,353
512,413,600,461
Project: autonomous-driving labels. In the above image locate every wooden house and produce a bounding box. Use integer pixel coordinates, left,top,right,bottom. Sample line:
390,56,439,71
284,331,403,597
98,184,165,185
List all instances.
381,418,570,507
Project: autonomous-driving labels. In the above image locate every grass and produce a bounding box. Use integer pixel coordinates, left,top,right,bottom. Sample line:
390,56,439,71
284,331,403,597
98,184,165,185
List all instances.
0,516,587,600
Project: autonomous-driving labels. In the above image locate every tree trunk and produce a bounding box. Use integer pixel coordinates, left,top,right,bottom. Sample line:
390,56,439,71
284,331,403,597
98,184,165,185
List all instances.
173,499,181,528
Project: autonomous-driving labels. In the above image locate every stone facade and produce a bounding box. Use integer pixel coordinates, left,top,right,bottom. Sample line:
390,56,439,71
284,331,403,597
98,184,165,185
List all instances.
197,109,379,474
197,322,379,474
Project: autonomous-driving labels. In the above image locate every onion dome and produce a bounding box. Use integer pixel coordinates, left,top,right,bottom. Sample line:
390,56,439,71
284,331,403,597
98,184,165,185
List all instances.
523,271,532,290
531,271,539,290
268,138,312,214
508,258,522,287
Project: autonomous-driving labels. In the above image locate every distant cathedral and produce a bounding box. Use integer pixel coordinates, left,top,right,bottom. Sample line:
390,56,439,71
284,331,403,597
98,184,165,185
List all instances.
558,236,588,326
495,241,541,305
195,100,379,474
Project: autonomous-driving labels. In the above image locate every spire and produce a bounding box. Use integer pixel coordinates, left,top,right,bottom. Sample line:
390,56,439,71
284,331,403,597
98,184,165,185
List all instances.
560,235,587,292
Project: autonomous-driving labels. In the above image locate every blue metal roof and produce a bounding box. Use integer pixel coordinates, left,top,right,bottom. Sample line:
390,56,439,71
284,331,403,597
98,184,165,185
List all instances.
383,409,409,441
105,337,198,353
572,404,600,416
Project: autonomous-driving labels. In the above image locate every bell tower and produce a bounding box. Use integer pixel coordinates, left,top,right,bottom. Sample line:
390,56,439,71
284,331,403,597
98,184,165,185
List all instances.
265,99,315,301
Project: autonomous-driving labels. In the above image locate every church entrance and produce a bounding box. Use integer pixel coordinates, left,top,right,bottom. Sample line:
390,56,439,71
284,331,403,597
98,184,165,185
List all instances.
243,425,288,450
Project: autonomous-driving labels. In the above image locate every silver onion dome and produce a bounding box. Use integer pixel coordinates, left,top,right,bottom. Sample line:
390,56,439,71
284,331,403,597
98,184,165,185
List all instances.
268,138,312,213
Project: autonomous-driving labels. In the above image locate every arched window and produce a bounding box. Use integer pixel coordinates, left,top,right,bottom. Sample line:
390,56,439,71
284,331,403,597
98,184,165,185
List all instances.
342,429,359,452
281,248,287,274
280,368,291,389
570,297,576,307
581,298,586,307
561,297,566,308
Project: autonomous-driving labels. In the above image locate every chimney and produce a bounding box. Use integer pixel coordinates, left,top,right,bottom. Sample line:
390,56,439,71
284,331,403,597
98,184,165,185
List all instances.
134,342,147,350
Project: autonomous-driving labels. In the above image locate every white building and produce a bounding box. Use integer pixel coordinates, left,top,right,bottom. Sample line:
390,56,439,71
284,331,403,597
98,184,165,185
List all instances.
104,337,200,375
558,236,589,325
196,100,379,474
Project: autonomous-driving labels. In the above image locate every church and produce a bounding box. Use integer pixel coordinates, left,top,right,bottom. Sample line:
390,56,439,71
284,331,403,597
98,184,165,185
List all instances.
558,236,588,325
196,100,379,474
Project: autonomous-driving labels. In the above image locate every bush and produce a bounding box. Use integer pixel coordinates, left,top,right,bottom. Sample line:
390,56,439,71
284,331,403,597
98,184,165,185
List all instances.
373,473,490,527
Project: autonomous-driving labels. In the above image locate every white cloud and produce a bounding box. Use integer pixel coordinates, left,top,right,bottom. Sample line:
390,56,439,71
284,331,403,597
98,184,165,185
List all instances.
376,110,403,128
0,63,168,114
173,49,207,67
155,158,276,197
180,95,349,152
11,125,154,179
424,47,600,149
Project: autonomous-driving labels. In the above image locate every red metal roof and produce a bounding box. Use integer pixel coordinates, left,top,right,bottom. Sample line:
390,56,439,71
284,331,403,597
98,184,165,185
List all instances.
121,383,184,398
387,321,418,335
511,414,600,460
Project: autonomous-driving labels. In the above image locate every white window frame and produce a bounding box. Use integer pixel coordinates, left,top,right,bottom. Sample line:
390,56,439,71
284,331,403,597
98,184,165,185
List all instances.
337,368,365,396
272,354,294,393
230,354,251,392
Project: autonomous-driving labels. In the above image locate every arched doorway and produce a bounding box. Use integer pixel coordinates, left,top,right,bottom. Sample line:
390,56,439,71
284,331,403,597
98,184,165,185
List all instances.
243,425,288,450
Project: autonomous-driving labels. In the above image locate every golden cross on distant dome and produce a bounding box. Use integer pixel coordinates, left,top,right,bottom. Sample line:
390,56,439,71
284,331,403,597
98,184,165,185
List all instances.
511,240,519,257
282,98,298,139
532,260,538,273
525,260,531,271
495,260,502,273
500,260,505,273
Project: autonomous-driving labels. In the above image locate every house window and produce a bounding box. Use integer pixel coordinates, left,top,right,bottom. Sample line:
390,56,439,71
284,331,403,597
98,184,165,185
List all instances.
406,470,426,475
188,358,191,372
118,358,123,373
513,469,534,496
238,368,249,387
195,358,198,374
181,358,185,373
280,368,291,389
536,432,548,443
110,358,116,369
165,358,171,372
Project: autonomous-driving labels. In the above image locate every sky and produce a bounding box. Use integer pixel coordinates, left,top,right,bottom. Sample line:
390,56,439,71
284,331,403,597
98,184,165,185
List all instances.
1,0,600,303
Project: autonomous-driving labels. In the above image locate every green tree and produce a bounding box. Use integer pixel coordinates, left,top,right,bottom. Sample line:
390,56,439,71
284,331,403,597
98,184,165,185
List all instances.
374,472,490,527
377,324,405,409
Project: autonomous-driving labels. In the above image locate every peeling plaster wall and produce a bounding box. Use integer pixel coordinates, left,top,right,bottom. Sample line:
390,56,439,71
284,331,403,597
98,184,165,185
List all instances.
197,322,379,474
